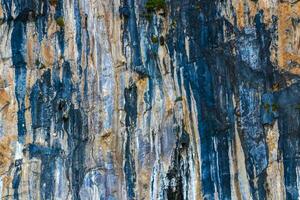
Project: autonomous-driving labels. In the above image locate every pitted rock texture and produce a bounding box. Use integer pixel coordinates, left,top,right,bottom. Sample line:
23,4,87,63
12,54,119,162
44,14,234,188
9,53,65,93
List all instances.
0,0,299,199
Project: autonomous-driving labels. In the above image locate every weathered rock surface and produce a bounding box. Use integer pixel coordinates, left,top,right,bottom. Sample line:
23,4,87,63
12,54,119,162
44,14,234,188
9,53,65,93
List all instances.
0,0,299,199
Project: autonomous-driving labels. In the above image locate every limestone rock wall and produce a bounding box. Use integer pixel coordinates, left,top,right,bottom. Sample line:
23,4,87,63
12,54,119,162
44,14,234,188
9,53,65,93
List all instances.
0,0,299,199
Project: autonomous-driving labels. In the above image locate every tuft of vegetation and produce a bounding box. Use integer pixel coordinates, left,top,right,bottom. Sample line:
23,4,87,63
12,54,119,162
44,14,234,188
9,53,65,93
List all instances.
35,59,46,69
264,103,270,112
170,20,177,29
40,63,46,69
272,83,280,91
151,35,159,44
145,0,166,12
142,0,166,21
55,17,65,27
35,59,40,66
49,0,58,6
175,96,183,102
272,103,279,112
141,12,153,21
264,103,279,112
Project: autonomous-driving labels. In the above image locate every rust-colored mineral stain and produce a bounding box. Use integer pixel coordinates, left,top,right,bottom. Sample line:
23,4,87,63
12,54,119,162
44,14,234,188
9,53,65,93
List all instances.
278,2,300,73
41,40,55,67
26,33,37,69
0,134,17,176
0,4,3,21
236,1,245,29
0,89,10,109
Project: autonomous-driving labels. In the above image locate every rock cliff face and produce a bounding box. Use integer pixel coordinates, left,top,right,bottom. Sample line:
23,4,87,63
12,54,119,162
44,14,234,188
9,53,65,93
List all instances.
0,0,299,199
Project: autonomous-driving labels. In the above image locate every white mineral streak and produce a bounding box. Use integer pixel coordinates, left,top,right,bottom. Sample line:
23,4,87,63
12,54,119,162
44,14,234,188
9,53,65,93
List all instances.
80,0,122,198
189,86,202,200
232,94,252,200
0,177,2,200
234,123,253,200
228,138,238,200
265,121,286,200
297,166,300,200
14,141,23,160
54,157,69,200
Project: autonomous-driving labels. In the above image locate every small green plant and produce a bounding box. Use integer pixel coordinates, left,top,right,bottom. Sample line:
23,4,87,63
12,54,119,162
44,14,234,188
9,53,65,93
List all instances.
264,103,270,112
145,0,166,12
35,59,40,66
264,103,279,112
141,12,153,21
170,20,177,29
40,63,46,69
272,103,279,112
175,96,183,102
35,59,46,69
151,35,159,44
55,17,65,27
